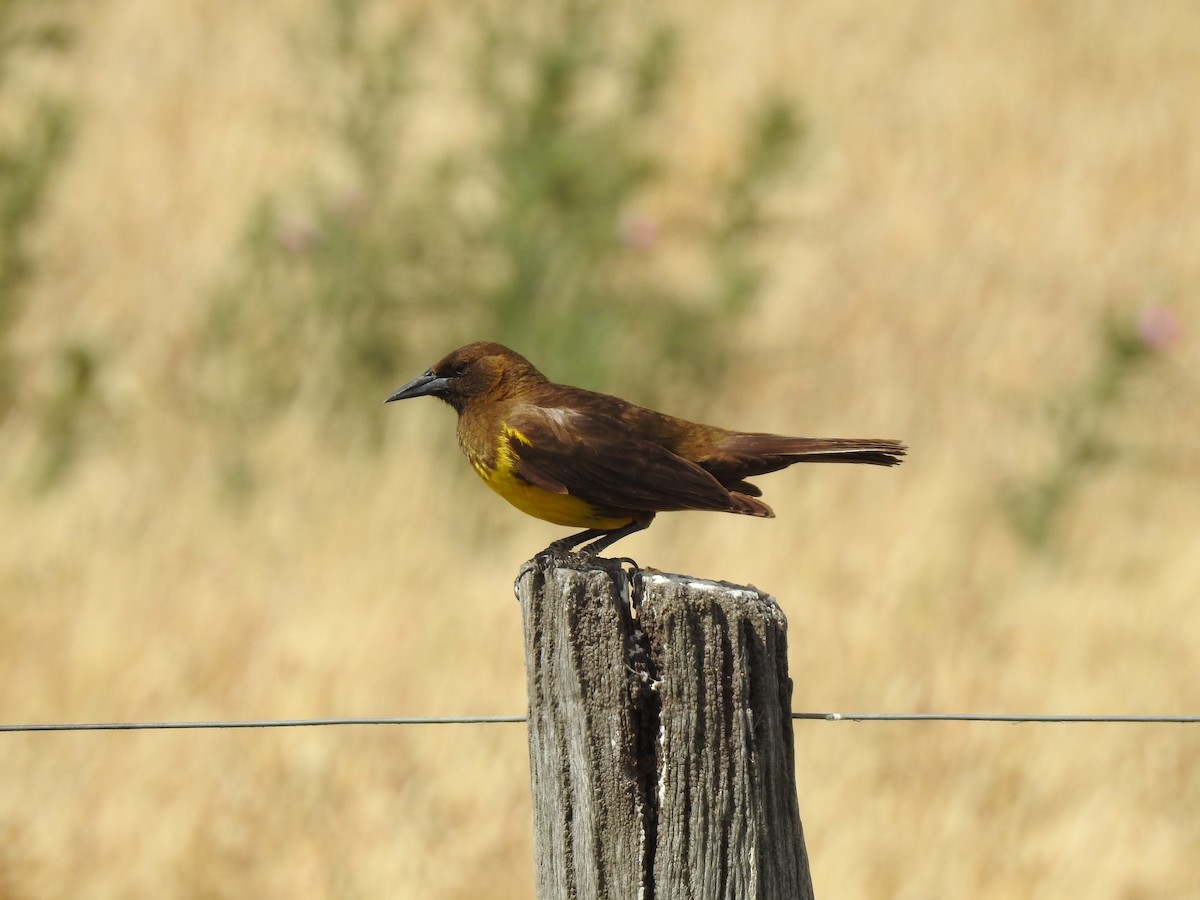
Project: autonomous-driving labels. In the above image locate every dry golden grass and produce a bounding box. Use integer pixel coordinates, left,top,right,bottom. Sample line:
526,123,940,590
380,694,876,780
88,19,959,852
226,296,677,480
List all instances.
3,1,1200,897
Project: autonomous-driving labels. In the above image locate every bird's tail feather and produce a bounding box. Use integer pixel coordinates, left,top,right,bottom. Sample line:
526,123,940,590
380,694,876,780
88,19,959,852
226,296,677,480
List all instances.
725,435,906,469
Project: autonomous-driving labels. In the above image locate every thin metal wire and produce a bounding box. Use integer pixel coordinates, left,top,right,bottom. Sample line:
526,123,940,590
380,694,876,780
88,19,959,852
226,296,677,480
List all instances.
791,712,1200,724
0,716,526,733
2,712,1198,733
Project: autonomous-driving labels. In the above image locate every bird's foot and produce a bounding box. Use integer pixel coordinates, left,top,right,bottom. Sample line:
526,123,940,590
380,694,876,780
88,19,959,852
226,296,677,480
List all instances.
537,528,607,562
534,543,591,569
537,519,652,565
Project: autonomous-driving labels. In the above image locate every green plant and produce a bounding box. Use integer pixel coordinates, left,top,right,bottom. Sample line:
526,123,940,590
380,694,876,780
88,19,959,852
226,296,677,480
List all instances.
201,2,477,450
470,2,804,397
0,0,96,494
30,340,100,491
0,0,75,423
1004,307,1181,550
202,0,805,458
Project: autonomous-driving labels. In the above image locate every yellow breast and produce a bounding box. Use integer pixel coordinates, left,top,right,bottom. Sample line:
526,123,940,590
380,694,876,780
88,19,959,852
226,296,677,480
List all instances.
469,424,633,529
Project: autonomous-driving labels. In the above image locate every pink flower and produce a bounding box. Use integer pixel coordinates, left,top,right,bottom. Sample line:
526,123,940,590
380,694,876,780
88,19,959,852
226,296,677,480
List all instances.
1135,306,1181,352
617,211,660,252
278,217,322,256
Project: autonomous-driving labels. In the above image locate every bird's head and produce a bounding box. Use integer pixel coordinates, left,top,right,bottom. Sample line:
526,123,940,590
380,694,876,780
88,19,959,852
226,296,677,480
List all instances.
385,341,542,414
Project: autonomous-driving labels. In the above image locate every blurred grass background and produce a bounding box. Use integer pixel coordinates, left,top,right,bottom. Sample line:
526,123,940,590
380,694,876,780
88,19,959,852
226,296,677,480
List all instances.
2,0,1199,897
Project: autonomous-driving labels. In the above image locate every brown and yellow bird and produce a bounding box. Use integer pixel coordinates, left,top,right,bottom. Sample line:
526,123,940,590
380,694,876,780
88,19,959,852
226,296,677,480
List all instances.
386,341,905,555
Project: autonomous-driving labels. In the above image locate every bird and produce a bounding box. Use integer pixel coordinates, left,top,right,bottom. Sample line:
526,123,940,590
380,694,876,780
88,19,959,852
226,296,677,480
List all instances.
385,341,905,555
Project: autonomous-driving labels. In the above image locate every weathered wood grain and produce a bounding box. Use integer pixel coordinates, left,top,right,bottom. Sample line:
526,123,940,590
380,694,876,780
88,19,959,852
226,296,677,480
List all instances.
516,555,813,899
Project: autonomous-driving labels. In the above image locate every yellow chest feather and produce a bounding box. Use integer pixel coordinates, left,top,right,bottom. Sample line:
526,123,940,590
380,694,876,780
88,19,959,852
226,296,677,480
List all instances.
467,424,631,529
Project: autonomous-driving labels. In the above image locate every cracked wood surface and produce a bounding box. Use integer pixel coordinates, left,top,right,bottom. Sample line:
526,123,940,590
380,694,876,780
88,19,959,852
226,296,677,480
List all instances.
516,555,813,900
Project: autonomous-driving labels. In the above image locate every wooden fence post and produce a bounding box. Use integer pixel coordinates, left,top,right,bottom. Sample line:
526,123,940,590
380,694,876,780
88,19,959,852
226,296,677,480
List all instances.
516,553,814,900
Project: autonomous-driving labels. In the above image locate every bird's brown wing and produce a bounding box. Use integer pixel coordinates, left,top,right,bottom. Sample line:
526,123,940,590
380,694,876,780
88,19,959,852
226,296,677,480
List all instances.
503,406,772,517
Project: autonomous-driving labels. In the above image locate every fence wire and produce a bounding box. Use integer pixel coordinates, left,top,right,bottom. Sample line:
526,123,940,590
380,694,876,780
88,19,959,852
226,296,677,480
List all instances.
3,712,1198,733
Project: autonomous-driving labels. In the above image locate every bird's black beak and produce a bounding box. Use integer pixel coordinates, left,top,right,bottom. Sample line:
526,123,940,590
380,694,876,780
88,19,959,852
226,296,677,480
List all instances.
385,371,452,403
